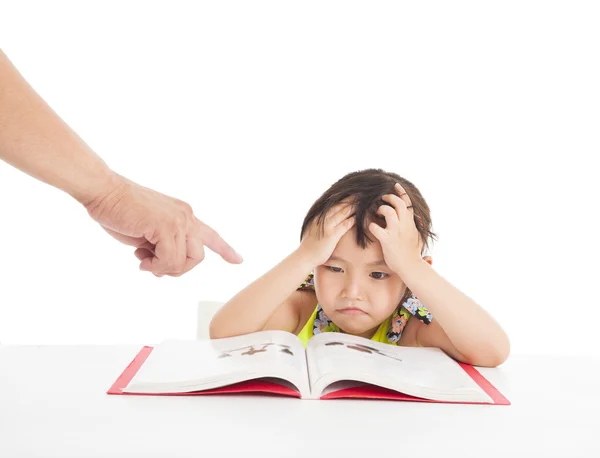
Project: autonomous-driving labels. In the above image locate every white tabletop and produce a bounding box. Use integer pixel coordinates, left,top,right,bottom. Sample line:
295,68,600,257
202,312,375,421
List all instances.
0,345,596,458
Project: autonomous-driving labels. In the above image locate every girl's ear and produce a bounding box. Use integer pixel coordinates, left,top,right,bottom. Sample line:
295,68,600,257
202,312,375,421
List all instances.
423,255,433,265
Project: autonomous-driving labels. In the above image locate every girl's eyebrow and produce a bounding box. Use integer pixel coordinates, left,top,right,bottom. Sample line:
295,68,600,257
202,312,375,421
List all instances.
328,255,387,267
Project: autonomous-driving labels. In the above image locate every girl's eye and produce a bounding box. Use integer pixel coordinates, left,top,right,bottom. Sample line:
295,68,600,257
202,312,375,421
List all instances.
370,272,389,280
326,266,343,273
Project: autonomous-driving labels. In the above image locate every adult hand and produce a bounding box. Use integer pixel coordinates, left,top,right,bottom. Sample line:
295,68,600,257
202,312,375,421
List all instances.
85,174,243,277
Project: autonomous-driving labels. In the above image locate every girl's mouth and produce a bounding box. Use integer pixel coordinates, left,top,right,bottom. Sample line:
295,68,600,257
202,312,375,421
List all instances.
337,307,367,315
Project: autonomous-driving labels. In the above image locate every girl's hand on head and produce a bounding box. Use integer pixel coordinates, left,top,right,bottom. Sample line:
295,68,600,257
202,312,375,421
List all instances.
299,203,355,266
368,183,423,276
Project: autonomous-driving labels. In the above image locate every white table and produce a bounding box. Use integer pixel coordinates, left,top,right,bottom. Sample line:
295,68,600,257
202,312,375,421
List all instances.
0,345,596,458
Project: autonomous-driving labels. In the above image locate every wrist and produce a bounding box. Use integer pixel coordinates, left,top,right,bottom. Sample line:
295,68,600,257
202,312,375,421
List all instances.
70,165,123,208
292,245,321,272
395,257,430,286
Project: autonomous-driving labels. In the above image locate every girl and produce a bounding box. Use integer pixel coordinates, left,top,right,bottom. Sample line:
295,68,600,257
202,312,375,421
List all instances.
210,169,510,367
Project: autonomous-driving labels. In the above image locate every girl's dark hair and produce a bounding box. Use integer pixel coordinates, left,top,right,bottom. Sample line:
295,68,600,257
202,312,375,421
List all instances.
300,168,437,254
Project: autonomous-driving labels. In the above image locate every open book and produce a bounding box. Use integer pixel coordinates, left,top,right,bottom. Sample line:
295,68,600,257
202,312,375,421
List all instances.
108,330,509,404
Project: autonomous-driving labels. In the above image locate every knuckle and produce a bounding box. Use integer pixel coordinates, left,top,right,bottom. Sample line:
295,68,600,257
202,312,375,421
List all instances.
176,199,193,213
158,222,178,236
178,202,195,222
174,214,187,229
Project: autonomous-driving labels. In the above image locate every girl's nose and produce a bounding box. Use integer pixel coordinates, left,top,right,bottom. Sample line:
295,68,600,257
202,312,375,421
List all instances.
341,275,364,301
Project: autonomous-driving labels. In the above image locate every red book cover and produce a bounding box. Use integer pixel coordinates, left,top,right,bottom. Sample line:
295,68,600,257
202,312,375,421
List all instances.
107,346,510,405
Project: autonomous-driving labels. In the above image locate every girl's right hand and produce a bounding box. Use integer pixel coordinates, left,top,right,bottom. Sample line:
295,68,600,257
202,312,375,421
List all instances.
298,203,356,266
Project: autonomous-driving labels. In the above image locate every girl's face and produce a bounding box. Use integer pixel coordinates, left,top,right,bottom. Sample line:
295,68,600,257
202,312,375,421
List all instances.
313,228,407,339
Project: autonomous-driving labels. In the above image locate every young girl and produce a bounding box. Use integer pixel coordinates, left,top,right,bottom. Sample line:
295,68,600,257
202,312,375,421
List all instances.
210,168,510,367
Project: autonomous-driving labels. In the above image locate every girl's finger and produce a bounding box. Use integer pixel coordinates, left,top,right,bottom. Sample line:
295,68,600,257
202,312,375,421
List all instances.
394,183,414,212
377,204,399,228
368,222,386,241
382,193,409,219
335,215,356,237
328,202,354,228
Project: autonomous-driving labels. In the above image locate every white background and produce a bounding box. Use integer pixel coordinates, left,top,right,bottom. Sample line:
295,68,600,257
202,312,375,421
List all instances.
0,1,597,356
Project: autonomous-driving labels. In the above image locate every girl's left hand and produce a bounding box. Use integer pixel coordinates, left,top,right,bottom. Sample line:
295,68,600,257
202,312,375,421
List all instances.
368,183,423,276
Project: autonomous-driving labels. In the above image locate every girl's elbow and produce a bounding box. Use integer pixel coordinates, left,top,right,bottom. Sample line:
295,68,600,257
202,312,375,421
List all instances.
208,317,229,340
208,321,220,340
460,334,510,368
480,349,509,368
474,336,511,368
493,333,511,366
208,316,255,340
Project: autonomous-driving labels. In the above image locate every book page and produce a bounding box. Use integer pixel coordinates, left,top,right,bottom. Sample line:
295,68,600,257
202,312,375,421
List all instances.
306,332,492,402
125,330,310,395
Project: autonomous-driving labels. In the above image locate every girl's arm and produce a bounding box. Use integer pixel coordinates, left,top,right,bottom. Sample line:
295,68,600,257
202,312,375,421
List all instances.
371,184,509,367
209,203,356,339
209,248,316,339
402,259,510,367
